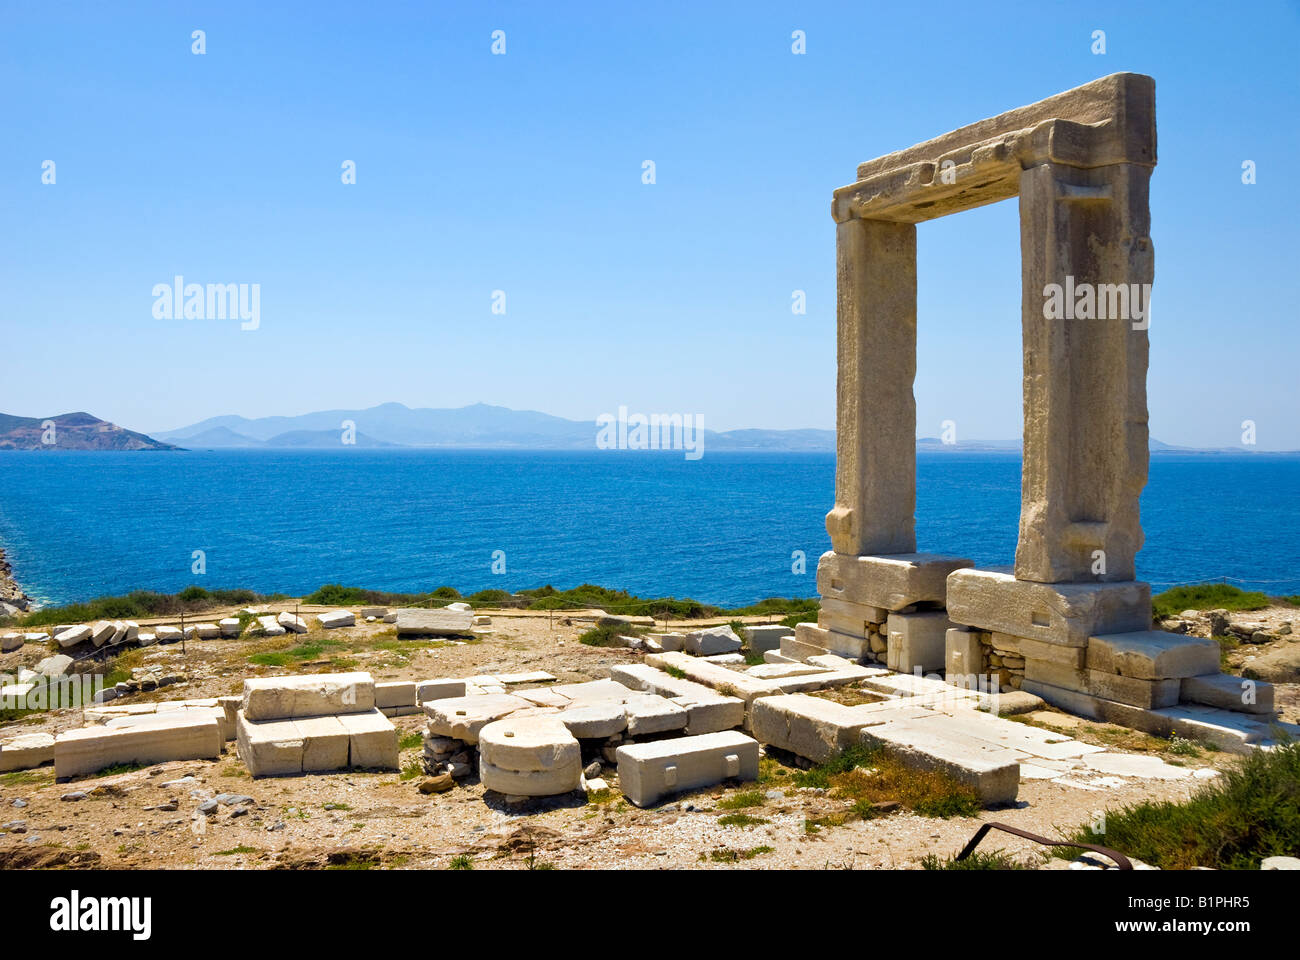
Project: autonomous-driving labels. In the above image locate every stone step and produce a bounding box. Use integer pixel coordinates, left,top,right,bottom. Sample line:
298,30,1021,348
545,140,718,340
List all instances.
1087,630,1220,680
1180,673,1274,714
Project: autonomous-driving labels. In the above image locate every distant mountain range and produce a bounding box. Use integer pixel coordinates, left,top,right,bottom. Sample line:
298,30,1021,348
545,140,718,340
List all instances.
1,404,1287,454
153,403,843,451
0,412,178,451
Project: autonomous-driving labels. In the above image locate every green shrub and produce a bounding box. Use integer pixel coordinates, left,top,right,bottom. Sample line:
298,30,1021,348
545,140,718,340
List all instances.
1152,583,1269,620
1058,740,1300,869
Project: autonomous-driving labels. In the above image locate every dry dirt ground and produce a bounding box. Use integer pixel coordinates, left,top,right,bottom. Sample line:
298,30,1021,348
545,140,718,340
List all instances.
0,605,1282,871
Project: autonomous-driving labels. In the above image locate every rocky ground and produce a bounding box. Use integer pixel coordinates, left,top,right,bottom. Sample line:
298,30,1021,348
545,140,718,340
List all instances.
0,604,1287,870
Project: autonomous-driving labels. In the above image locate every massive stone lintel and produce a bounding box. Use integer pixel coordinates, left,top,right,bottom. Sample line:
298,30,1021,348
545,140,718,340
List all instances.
833,73,1155,224
817,551,971,611
946,567,1150,648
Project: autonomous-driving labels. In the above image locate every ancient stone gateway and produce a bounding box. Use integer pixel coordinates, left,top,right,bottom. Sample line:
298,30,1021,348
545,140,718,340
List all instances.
804,74,1186,712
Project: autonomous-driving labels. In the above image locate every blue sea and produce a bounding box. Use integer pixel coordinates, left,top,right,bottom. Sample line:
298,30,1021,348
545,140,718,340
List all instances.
0,450,1297,609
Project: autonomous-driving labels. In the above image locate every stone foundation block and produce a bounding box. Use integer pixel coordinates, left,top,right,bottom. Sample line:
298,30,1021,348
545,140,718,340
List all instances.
818,551,972,611
795,622,868,660
946,568,1151,647
1180,674,1274,715
945,627,984,687
1086,630,1220,680
242,672,376,721
295,715,351,772
1024,660,1180,709
886,611,952,673
337,708,398,769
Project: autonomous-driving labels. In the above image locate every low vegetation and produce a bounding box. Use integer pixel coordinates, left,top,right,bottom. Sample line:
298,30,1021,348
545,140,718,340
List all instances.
792,744,982,821
20,586,279,627
577,623,646,648
1057,740,1300,869
1151,582,1270,620
921,850,1027,870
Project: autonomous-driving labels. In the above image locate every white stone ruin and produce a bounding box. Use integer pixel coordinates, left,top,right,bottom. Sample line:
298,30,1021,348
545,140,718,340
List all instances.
806,72,1279,731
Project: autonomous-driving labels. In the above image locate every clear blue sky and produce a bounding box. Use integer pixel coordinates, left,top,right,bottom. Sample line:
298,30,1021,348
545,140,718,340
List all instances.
2,1,1297,448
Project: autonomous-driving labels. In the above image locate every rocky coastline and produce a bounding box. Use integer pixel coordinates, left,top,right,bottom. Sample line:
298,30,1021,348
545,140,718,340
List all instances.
0,546,32,616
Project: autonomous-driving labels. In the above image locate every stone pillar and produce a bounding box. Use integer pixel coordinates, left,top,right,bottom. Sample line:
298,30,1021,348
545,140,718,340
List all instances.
826,217,917,556
1015,160,1153,583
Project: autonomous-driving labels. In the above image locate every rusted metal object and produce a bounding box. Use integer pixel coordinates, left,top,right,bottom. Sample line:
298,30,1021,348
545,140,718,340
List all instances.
956,821,1132,870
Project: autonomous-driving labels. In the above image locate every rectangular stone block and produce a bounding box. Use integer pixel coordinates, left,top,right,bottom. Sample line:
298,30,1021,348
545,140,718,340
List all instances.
945,627,984,687
796,622,868,660
1180,674,1274,715
57,715,222,779
1016,635,1085,667
317,610,356,629
682,625,742,657
1024,660,1180,709
946,568,1150,647
609,664,745,734
858,718,1020,804
1087,630,1220,680
55,625,91,647
647,633,686,652
817,596,887,637
337,708,399,769
624,694,688,737
818,551,971,611
749,694,876,762
886,611,952,673
417,678,468,703
255,616,286,637
236,714,304,776
394,608,474,636
276,612,308,634
743,624,791,655
643,652,780,704
784,627,828,661
242,672,375,721
0,732,55,772
375,680,418,708
295,715,350,772
616,731,760,807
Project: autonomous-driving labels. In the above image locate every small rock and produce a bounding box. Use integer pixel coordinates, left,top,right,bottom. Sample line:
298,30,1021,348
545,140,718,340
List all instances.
419,774,455,794
2,821,27,833
267,821,286,832
229,807,248,818
11,798,27,809
765,789,785,800
60,792,88,802
197,799,219,816
583,761,602,779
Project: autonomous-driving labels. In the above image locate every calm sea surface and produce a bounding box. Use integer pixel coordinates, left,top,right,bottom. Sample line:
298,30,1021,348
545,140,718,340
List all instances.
0,450,1296,608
